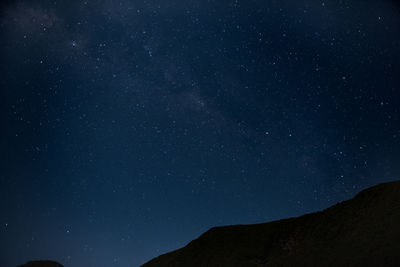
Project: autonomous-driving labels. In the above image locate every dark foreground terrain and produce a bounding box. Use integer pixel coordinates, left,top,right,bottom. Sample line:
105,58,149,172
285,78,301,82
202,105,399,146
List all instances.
17,181,400,267
143,181,400,267
18,261,63,267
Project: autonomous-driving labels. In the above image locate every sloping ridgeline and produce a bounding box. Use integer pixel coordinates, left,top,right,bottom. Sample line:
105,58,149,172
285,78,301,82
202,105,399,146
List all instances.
143,181,400,267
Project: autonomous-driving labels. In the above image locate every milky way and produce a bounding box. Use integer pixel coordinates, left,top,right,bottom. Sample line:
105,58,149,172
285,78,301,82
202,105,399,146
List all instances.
1,1,399,266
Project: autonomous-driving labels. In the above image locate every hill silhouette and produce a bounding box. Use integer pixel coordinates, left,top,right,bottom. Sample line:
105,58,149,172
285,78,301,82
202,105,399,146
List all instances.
142,181,400,267
17,261,63,267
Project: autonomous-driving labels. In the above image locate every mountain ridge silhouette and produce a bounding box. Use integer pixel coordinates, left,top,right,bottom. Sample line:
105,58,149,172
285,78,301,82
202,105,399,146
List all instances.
17,261,63,267
142,180,400,267
16,181,400,267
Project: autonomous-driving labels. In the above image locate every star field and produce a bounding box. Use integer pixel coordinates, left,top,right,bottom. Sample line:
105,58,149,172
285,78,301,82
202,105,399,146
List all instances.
1,1,400,266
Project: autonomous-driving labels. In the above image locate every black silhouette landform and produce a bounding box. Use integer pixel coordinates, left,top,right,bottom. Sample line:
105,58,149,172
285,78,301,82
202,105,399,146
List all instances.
142,181,400,267
17,181,400,267
17,261,63,267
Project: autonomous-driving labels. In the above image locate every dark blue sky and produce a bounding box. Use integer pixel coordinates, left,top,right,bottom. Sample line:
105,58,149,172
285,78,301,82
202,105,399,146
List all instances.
1,1,399,266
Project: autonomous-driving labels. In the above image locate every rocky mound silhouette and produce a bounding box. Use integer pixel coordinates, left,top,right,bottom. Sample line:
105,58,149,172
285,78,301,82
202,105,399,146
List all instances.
143,181,400,267
17,261,63,267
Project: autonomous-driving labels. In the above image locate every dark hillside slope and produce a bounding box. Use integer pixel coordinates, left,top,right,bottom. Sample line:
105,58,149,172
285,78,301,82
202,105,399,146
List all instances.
143,181,400,267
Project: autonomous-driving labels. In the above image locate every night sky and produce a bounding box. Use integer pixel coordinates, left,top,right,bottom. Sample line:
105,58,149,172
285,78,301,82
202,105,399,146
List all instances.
1,0,400,266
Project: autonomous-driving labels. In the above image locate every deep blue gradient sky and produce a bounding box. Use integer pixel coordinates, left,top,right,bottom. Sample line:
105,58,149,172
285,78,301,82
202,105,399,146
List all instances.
1,1,400,266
